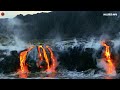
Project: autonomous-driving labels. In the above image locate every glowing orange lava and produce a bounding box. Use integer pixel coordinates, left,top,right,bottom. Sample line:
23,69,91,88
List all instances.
38,45,50,70
18,45,57,78
18,46,34,78
37,45,57,73
37,46,43,68
101,41,116,75
46,45,57,72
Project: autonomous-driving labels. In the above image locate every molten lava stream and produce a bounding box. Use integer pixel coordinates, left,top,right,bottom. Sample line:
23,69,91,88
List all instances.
37,46,43,68
101,41,116,76
38,45,57,74
38,45,50,71
18,46,34,78
46,45,57,73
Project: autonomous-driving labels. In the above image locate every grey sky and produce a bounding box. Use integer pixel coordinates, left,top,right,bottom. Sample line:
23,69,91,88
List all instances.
0,11,51,18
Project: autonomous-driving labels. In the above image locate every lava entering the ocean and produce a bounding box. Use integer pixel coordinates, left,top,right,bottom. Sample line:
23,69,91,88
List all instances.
18,46,34,78
18,45,58,78
45,45,58,73
101,40,116,76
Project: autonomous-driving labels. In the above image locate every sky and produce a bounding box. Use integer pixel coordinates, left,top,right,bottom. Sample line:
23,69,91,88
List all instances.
0,11,51,18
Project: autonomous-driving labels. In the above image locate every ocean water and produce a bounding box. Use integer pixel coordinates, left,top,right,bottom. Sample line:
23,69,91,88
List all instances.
0,69,118,79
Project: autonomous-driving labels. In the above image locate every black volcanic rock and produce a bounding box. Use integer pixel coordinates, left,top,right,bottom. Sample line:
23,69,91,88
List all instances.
26,58,40,73
0,50,8,58
0,50,20,73
58,46,97,71
1,11,119,41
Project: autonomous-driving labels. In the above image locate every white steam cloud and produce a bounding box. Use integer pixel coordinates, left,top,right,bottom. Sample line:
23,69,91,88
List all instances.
97,59,116,76
0,18,29,54
83,37,101,50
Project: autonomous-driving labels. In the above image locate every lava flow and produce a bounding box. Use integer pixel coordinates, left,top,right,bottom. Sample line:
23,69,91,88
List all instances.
38,45,50,70
101,41,116,76
37,45,57,73
17,45,57,78
46,45,57,73
37,46,44,68
18,46,34,78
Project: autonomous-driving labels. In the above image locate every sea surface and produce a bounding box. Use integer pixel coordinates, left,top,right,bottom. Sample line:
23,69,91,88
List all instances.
0,69,118,79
